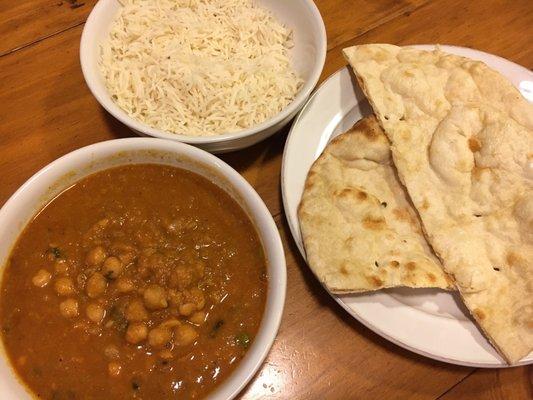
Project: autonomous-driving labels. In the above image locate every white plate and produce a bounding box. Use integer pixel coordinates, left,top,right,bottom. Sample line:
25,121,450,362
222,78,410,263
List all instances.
281,45,533,367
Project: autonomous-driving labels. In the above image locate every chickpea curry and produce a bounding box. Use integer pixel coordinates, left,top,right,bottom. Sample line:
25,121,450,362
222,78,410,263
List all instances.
0,164,268,399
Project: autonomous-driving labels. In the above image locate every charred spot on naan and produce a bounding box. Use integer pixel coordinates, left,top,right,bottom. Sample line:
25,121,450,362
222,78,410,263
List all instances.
468,136,482,152
362,216,386,230
339,188,370,201
352,117,381,141
357,190,369,200
419,198,431,210
506,251,520,266
400,270,418,286
392,208,419,229
334,187,369,202
405,261,417,271
471,165,490,180
336,188,353,198
426,272,437,284
339,264,350,276
389,260,400,268
444,274,456,287
392,208,409,221
307,169,318,180
473,308,486,321
506,251,528,270
366,275,384,288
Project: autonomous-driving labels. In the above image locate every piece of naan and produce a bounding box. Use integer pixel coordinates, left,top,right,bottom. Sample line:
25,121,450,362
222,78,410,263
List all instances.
344,44,533,363
298,115,453,293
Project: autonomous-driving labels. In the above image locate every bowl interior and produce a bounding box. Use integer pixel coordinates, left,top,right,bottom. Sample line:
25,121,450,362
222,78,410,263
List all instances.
0,138,286,400
80,0,326,145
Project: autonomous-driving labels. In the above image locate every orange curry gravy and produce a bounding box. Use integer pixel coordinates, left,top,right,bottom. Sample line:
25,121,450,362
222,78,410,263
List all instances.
0,164,267,399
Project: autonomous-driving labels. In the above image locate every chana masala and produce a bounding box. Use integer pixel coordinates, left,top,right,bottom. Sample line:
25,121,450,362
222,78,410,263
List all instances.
0,164,268,399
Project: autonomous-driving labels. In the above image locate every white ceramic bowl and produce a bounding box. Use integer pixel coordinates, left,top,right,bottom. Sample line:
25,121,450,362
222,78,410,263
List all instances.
0,138,286,400
80,0,327,153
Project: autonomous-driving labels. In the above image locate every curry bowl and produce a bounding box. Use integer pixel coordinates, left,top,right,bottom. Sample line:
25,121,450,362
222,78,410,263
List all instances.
80,0,327,153
0,138,286,399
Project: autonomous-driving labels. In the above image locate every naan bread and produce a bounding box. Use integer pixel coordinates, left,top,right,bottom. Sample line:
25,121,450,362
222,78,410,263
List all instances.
344,44,533,363
298,116,452,293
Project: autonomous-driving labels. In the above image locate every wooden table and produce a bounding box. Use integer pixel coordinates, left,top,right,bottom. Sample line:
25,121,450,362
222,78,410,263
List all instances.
0,0,532,398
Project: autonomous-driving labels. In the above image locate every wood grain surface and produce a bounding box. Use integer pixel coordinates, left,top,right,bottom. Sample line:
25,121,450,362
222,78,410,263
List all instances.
0,0,97,56
0,0,531,399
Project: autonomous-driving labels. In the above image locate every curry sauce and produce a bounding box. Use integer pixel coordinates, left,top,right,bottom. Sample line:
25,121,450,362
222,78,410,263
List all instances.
0,164,267,399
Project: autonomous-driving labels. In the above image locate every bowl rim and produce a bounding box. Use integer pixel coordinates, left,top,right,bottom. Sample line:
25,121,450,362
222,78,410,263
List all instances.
0,137,287,400
79,0,327,145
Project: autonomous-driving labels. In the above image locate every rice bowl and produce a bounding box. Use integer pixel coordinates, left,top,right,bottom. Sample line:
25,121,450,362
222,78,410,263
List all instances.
81,0,327,153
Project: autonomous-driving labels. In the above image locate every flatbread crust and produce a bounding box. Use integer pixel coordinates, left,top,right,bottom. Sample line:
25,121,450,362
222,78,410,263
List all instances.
344,44,533,363
298,116,453,293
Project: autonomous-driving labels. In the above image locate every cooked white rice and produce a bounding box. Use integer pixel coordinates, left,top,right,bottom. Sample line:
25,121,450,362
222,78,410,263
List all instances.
99,0,303,136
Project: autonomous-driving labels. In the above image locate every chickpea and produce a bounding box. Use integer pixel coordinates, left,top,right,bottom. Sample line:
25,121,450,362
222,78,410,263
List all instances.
32,269,51,288
125,299,148,321
54,260,69,275
111,243,136,265
86,272,107,298
104,345,120,359
148,326,173,349
87,325,102,336
187,287,205,310
59,298,79,318
126,322,148,344
86,303,106,324
178,303,196,317
143,284,168,310
160,319,181,329
85,246,107,266
54,277,75,296
115,277,135,293
108,361,122,377
174,324,198,347
159,349,174,360
102,257,123,279
188,311,207,326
